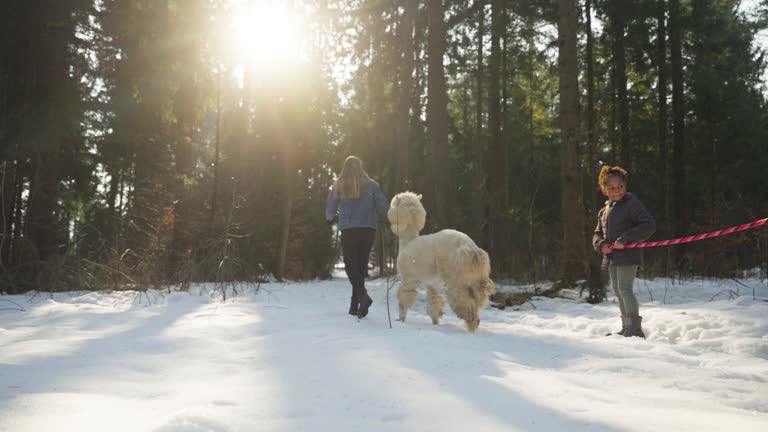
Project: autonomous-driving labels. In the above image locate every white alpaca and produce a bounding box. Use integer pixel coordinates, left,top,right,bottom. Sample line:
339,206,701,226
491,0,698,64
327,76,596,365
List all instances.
388,192,495,332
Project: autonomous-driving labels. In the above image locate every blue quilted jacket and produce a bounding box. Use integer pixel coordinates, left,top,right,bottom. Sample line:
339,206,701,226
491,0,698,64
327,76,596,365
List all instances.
325,179,390,231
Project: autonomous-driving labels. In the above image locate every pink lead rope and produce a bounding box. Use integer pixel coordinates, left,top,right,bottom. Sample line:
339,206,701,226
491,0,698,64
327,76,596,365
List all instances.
622,217,768,249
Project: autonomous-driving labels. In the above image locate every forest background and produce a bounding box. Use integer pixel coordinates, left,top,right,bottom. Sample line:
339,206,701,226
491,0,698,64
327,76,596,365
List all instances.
1,0,767,298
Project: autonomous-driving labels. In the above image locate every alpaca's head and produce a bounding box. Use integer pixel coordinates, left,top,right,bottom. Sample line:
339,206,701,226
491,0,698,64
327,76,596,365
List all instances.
388,192,426,238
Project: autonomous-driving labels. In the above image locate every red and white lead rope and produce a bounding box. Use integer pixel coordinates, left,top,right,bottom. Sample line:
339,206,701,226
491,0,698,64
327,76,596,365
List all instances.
622,217,768,249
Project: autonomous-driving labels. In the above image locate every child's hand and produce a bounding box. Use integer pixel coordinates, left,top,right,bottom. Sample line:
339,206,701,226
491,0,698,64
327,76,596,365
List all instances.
601,243,613,254
612,241,625,250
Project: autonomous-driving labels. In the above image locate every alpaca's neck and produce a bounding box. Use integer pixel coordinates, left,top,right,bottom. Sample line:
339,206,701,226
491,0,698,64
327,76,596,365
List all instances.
397,231,419,248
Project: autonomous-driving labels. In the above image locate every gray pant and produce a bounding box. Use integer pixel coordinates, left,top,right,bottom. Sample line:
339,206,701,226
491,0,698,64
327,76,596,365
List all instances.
608,264,639,316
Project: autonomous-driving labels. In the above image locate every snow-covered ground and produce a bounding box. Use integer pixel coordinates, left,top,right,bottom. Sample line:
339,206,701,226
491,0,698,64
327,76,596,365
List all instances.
1,272,767,431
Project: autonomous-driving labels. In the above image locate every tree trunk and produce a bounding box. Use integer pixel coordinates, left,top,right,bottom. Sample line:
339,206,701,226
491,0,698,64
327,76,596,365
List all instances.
209,72,221,228
657,0,670,236
487,0,507,271
611,4,630,171
26,5,72,262
427,0,452,228
12,168,23,267
585,0,597,218
670,0,688,238
396,0,416,192
0,160,16,267
524,17,537,281
473,0,486,247
558,0,586,284
527,46,537,284
657,0,671,275
413,12,426,203
609,57,618,163
0,3,26,270
275,132,294,282
691,0,717,226
500,16,509,208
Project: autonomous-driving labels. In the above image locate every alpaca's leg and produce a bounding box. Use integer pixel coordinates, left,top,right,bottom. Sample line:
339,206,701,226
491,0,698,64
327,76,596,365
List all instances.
466,315,480,332
472,278,494,310
425,285,445,325
397,279,419,322
446,283,481,332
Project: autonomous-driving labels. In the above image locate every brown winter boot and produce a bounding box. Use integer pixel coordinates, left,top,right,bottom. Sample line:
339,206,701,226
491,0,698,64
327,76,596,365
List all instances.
624,315,646,339
606,315,631,336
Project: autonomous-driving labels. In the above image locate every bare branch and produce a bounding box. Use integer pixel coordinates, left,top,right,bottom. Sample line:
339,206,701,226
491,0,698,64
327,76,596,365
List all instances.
0,298,25,312
81,258,137,285
708,289,740,302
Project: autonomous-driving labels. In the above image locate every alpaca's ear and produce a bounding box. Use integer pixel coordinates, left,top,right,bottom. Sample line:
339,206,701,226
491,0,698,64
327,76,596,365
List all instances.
395,196,400,204
417,194,422,200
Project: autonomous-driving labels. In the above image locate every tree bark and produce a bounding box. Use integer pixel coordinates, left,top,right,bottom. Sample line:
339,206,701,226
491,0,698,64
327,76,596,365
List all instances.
558,0,586,284
0,160,16,267
275,114,294,282
396,0,416,192
209,72,221,228
670,0,688,238
473,0,486,246
412,12,426,203
26,5,71,261
657,0,670,236
487,0,507,270
609,58,618,163
427,0,452,228
585,0,596,218
611,4,631,171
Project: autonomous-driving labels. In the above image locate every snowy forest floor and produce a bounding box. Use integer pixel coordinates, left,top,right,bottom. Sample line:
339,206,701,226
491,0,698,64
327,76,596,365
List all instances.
1,271,767,431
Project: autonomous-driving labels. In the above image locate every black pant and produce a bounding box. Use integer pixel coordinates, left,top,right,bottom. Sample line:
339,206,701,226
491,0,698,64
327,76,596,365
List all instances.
341,227,376,303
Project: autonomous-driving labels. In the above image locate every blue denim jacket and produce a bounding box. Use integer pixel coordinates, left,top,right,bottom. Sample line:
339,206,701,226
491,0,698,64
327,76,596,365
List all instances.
325,179,390,231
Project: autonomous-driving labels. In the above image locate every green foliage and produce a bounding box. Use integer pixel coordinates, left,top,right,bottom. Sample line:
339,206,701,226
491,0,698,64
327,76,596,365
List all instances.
2,0,767,293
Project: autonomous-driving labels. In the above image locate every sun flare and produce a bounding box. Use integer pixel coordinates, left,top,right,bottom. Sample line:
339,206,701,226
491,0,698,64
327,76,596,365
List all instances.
230,1,306,69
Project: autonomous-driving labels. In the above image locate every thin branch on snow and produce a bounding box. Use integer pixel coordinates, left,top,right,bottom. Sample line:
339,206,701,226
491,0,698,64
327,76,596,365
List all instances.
708,289,740,302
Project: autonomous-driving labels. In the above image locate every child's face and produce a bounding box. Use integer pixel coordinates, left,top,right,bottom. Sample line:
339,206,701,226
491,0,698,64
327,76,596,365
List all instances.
602,176,626,202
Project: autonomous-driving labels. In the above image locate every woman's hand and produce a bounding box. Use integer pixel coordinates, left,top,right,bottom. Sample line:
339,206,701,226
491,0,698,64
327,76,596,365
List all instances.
612,241,625,250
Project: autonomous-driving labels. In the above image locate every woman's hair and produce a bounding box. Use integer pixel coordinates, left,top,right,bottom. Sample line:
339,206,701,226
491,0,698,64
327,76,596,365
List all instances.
598,165,628,187
333,156,371,199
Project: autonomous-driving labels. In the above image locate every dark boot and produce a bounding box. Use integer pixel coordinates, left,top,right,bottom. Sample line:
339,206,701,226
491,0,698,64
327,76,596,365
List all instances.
623,315,645,339
606,315,631,336
357,294,373,318
348,295,359,316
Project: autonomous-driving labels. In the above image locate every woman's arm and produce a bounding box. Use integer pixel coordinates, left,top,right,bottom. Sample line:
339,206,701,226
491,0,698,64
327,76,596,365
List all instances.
325,188,339,223
372,181,390,220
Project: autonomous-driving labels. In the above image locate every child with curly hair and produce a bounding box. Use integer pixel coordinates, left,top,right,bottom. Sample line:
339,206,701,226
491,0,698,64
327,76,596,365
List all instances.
592,166,656,338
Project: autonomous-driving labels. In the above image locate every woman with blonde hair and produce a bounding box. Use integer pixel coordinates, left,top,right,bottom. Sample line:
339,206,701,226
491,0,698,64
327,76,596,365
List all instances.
326,156,390,318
